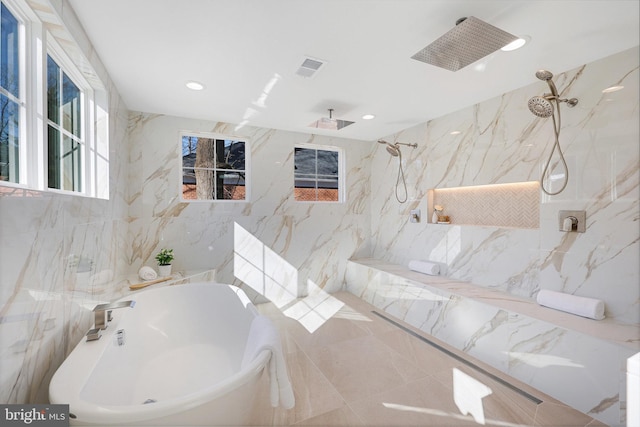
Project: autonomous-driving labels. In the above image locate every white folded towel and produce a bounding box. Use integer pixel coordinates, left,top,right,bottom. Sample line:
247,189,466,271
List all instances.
536,289,605,320
242,315,295,409
408,260,440,276
138,266,158,281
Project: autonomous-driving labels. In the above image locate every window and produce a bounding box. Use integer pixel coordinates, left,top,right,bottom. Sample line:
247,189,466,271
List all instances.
181,133,248,201
47,55,83,192
294,145,342,202
0,2,21,184
0,0,109,198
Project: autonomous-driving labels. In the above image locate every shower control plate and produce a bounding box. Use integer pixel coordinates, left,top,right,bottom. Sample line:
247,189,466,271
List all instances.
558,210,586,233
410,209,420,223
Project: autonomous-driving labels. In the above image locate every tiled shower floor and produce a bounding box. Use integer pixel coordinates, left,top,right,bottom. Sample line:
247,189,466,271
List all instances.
253,291,607,427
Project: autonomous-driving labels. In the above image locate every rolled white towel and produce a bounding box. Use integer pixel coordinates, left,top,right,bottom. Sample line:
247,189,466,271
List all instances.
138,266,158,281
408,260,440,276
536,289,605,320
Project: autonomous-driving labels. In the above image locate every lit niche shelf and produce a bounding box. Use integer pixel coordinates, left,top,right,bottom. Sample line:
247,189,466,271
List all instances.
427,181,540,229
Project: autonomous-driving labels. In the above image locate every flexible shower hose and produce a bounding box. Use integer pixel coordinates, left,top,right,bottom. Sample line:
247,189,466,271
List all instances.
394,150,408,203
540,98,569,196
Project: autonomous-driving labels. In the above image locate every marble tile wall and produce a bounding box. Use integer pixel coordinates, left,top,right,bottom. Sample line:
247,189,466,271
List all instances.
0,0,132,405
370,47,639,324
126,115,373,303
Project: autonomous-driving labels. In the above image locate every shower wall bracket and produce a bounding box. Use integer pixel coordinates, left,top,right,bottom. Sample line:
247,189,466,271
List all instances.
558,210,586,233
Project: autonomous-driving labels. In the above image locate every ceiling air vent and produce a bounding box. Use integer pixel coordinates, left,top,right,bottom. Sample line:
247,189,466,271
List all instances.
296,57,325,78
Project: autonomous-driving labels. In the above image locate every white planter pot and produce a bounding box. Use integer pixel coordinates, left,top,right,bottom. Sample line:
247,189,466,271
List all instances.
158,264,172,277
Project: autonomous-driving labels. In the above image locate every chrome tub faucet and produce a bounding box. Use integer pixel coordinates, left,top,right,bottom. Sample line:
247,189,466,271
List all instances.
87,300,135,342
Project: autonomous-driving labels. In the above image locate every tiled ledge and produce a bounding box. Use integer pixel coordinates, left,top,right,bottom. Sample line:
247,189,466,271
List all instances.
345,258,639,426
348,258,639,350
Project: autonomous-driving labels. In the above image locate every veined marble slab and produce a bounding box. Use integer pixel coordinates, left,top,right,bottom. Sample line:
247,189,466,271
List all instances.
346,258,639,426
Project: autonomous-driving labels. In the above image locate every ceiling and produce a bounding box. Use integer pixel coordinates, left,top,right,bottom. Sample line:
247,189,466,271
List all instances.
67,0,639,142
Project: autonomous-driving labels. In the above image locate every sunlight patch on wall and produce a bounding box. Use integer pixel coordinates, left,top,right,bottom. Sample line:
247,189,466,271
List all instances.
505,351,584,369
233,222,349,333
233,222,298,308
429,225,462,265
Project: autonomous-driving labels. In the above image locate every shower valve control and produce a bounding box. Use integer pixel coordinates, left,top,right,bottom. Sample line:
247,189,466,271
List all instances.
410,209,420,223
558,210,586,233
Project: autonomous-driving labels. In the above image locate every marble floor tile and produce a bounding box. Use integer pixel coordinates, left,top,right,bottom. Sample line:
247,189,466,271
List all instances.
431,364,538,426
304,333,430,403
292,404,364,426
533,401,604,427
348,377,479,426
252,349,346,426
256,292,606,426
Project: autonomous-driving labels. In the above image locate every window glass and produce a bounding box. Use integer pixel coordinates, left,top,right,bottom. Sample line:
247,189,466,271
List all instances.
47,55,59,124
62,73,80,136
0,3,19,98
294,146,340,202
0,3,20,183
47,54,83,192
181,134,247,201
0,92,19,181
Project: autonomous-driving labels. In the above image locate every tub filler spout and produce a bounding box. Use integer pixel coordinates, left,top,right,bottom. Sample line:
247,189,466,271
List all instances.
93,300,136,330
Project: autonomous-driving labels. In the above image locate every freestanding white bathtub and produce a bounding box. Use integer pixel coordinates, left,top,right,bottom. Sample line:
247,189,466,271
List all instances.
49,282,294,426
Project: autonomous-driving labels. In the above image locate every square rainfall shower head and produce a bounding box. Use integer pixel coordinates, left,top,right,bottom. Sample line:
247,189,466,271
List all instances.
411,16,518,72
308,108,355,130
308,117,355,130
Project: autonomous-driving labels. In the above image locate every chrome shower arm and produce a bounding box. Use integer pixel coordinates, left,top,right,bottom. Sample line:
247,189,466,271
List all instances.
396,142,418,148
377,140,417,149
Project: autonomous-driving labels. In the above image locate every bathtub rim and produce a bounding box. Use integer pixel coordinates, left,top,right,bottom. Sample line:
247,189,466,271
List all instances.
49,282,272,425
63,349,271,425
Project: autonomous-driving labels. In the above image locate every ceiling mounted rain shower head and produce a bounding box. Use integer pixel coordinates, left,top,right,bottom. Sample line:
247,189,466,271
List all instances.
411,16,518,72
308,108,355,131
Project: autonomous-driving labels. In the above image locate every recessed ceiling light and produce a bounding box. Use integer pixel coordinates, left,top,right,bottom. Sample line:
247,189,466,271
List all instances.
602,85,624,93
362,114,376,120
501,36,529,51
186,81,205,91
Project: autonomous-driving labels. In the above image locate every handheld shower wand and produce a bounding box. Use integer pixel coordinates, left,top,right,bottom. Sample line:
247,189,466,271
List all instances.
528,70,578,119
528,70,578,196
377,140,418,203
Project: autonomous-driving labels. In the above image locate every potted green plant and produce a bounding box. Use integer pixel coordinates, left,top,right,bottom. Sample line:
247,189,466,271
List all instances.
155,248,174,277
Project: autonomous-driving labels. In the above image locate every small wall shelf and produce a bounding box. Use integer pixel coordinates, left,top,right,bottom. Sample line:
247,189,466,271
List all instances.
428,181,540,229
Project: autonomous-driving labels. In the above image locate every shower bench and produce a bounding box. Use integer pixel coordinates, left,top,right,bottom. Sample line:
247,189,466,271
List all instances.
345,258,639,427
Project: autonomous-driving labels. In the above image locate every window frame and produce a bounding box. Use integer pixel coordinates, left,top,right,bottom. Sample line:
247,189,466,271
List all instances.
179,130,251,203
0,0,108,199
45,38,95,196
293,143,344,204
